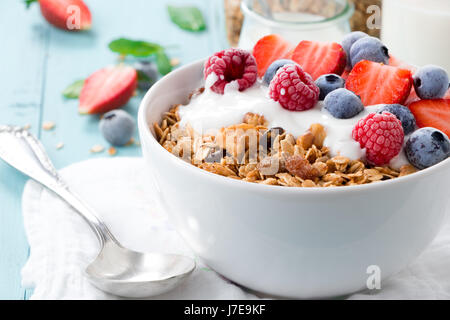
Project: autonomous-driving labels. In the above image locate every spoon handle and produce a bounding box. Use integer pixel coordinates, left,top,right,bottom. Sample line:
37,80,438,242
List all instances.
0,125,117,247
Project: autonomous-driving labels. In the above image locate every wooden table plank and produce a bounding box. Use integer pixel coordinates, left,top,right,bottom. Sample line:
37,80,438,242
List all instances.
0,1,49,299
0,0,223,299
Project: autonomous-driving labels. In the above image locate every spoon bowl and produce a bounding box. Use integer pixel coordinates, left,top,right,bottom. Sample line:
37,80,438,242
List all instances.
85,240,195,298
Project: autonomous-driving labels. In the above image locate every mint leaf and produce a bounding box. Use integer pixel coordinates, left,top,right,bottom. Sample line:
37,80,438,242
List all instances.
62,79,85,99
155,50,172,75
24,0,38,9
108,38,162,57
167,5,206,32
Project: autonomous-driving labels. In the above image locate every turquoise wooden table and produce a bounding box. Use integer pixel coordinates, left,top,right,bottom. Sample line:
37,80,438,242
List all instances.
0,0,225,299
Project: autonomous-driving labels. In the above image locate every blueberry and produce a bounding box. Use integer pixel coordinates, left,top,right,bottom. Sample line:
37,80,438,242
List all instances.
323,88,364,119
405,127,450,169
377,104,416,135
350,36,389,67
100,110,135,146
134,61,159,91
413,65,449,99
263,59,296,85
315,74,345,100
341,31,369,68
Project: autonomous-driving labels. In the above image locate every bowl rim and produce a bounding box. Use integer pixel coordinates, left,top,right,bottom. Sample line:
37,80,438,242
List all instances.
138,59,450,195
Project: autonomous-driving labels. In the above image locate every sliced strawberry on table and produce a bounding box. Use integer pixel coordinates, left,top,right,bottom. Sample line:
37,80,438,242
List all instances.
252,34,292,78
291,41,346,80
346,60,413,106
79,65,137,114
408,99,450,137
27,0,92,31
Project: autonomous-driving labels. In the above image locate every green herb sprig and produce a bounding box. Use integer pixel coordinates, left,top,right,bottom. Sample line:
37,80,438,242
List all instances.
167,5,206,32
108,38,172,75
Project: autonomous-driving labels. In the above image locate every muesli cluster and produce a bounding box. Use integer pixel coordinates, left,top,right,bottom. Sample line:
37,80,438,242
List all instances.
154,31,450,187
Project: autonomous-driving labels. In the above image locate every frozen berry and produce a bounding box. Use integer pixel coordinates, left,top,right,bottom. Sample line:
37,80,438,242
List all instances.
269,64,319,111
377,104,416,135
413,65,449,99
405,127,450,169
350,36,389,67
324,88,363,119
352,112,404,165
341,31,368,69
100,110,135,146
262,59,296,86
204,48,257,94
134,61,159,91
315,74,346,100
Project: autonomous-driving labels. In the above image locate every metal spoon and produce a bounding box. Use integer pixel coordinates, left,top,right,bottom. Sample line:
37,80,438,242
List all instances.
0,126,195,298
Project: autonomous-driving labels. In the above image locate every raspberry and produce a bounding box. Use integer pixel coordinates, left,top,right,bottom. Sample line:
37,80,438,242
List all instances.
269,64,319,111
352,112,404,165
204,48,257,94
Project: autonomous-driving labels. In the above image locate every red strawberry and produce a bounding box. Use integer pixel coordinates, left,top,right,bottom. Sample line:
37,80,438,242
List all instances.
389,55,417,73
341,69,350,81
406,87,450,106
346,60,413,106
27,0,92,31
445,88,450,99
291,41,346,80
79,65,137,114
405,87,420,106
408,99,450,137
253,34,292,78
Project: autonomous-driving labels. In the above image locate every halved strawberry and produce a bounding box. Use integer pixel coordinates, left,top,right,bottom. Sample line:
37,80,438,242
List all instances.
79,65,137,114
389,55,417,73
291,41,346,80
253,34,292,78
341,69,350,81
405,87,420,106
346,60,413,106
406,87,450,106
408,99,450,137
445,88,450,99
28,0,92,31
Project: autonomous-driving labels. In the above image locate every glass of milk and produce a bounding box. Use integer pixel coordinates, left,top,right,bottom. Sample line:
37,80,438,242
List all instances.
381,0,450,73
238,0,354,50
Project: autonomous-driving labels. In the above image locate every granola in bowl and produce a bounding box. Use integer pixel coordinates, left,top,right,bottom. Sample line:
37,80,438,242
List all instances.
155,103,417,188
153,33,449,188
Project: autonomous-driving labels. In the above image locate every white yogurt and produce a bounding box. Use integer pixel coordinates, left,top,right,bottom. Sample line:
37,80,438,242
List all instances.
178,78,409,169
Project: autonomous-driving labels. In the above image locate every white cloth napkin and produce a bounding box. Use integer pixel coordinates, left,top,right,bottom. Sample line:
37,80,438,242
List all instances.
21,158,450,300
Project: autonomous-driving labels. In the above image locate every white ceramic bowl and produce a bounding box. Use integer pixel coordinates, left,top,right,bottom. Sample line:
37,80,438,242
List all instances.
138,60,450,298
